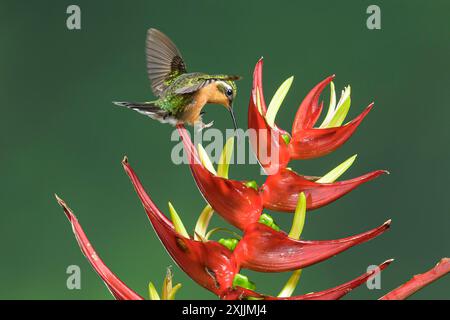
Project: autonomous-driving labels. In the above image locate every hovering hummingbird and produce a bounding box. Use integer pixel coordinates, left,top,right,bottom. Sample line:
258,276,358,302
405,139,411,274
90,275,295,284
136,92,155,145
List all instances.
113,28,241,130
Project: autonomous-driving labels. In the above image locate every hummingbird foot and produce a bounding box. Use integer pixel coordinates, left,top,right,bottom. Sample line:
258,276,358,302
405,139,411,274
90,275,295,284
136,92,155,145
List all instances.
195,120,214,132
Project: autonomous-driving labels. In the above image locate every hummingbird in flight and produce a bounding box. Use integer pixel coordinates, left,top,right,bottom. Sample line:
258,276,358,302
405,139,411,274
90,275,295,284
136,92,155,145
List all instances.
113,28,241,130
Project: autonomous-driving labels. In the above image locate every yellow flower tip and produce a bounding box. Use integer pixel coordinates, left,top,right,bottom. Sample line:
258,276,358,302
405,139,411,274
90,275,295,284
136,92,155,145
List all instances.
319,82,352,128
278,269,302,298
194,204,214,241
288,192,307,240
316,154,357,184
266,76,294,127
329,81,337,106
197,144,217,175
217,136,234,179
168,202,190,239
319,81,337,128
148,281,161,300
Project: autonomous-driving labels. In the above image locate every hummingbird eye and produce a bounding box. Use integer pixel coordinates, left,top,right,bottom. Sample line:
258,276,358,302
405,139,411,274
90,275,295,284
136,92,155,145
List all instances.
226,88,233,97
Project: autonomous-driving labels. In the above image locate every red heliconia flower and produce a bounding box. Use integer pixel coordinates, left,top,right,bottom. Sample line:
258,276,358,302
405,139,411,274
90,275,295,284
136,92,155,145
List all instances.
249,58,374,173
177,125,385,229
55,57,449,301
122,156,392,292
56,163,449,300
260,168,388,212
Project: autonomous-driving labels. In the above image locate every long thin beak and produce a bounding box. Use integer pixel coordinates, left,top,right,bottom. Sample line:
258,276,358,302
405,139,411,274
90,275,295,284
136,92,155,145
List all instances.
229,104,238,132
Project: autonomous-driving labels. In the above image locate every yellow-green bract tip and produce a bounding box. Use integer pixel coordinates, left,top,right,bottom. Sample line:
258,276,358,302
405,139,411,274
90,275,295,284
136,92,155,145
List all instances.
328,85,351,127
320,81,337,128
316,154,357,184
278,269,303,297
283,193,306,297
266,76,294,127
217,136,234,179
288,192,307,240
319,84,351,128
162,267,173,300
167,283,182,300
168,202,190,239
197,144,217,175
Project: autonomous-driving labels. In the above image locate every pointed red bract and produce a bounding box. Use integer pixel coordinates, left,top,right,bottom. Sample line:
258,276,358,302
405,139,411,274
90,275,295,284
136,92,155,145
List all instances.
289,104,374,160
261,168,388,211
122,157,239,295
233,220,391,272
292,75,335,132
248,58,291,174
379,258,450,300
177,126,263,230
55,196,144,300
221,260,392,300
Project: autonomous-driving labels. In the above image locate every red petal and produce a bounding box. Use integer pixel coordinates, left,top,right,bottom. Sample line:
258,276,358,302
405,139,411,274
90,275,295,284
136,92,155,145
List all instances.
233,220,391,272
261,168,388,212
248,59,291,173
292,75,335,133
289,103,374,160
55,195,144,300
122,158,238,295
177,125,263,230
380,258,450,300
222,260,392,300
251,58,268,114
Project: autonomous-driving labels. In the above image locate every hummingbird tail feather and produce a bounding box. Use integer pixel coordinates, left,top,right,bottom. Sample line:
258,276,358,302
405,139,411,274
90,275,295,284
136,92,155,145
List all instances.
113,101,178,125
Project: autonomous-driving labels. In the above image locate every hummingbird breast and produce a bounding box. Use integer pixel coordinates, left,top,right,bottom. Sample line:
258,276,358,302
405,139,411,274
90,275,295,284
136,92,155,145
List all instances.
178,89,210,125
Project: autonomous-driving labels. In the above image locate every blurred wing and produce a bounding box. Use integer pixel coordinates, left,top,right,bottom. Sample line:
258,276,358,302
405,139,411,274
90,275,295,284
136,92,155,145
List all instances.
146,28,187,96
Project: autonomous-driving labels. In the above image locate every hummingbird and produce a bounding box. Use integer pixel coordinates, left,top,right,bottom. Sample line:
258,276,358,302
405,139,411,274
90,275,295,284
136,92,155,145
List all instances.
113,28,241,130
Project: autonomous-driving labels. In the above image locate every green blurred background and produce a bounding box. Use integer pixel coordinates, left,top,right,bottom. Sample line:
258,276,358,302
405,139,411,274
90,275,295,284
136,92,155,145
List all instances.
0,0,448,299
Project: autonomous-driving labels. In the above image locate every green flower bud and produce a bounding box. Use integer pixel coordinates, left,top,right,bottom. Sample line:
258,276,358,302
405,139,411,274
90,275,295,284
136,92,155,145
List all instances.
244,180,259,191
281,133,291,145
258,213,281,231
218,238,239,251
233,274,256,291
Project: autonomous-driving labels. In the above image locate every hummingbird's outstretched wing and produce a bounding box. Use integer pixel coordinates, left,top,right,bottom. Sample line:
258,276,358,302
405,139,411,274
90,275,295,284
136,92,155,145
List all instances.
174,75,241,94
146,28,187,97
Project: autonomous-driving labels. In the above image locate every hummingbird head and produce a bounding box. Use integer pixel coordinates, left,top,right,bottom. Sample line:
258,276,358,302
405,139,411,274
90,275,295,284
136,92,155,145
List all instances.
216,77,241,131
